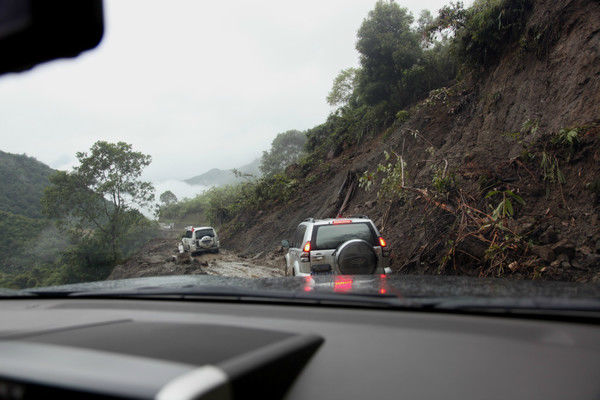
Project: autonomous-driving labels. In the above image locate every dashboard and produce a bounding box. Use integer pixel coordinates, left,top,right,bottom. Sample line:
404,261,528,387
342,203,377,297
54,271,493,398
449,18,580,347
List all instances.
0,298,598,399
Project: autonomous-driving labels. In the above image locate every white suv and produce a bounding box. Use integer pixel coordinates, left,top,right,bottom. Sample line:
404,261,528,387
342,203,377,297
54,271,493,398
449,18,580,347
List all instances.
181,226,220,254
282,216,391,276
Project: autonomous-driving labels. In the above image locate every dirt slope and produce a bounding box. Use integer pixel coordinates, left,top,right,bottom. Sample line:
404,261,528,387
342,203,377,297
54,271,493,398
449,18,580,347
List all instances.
220,0,600,281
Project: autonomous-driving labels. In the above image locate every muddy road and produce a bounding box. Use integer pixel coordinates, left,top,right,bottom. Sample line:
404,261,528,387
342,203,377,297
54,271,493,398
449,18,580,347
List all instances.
108,237,283,280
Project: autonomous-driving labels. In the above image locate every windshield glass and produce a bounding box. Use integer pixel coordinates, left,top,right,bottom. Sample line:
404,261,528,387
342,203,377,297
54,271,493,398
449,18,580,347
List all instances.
314,223,375,249
0,0,598,306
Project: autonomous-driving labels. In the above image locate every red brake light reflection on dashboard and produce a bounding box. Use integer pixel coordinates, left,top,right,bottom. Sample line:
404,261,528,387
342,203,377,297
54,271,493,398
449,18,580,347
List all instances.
378,237,387,247
303,241,311,252
332,219,352,224
334,276,353,292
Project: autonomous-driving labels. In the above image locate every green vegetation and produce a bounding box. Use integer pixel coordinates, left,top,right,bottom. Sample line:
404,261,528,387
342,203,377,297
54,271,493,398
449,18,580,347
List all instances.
426,0,533,67
260,130,307,177
160,190,178,206
160,173,297,226
0,142,158,290
42,141,155,263
0,210,49,268
359,151,406,202
306,0,458,159
432,165,456,196
485,189,525,220
0,150,54,218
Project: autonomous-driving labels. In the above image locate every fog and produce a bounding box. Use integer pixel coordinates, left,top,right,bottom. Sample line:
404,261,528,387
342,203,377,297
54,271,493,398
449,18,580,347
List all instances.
153,180,208,202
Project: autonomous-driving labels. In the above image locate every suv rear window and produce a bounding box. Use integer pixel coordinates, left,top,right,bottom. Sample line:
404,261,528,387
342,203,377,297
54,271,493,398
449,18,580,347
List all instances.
313,223,375,250
195,228,215,238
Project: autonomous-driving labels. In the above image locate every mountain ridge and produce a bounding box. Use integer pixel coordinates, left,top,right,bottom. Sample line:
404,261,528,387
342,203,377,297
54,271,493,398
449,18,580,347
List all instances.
184,158,261,187
0,150,55,219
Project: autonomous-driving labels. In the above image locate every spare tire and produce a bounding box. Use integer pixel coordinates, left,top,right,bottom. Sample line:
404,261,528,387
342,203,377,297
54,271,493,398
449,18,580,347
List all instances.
335,239,377,274
198,235,215,249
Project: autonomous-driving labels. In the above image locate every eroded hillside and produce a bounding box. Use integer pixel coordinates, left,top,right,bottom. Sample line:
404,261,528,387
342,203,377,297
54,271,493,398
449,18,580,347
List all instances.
219,0,600,281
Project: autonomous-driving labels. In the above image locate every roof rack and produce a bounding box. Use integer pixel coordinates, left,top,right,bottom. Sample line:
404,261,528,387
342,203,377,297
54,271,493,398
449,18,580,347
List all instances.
303,218,315,222
348,215,369,219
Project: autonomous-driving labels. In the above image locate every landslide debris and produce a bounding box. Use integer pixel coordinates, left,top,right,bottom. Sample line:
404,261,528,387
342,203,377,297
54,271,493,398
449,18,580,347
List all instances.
217,0,600,282
108,237,282,280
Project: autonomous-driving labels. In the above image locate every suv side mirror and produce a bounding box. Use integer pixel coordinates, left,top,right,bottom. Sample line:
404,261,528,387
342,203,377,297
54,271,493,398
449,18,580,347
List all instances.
281,240,289,249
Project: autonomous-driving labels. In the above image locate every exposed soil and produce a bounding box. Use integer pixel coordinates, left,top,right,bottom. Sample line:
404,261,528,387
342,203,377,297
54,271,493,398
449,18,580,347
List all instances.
215,0,600,282
108,237,282,280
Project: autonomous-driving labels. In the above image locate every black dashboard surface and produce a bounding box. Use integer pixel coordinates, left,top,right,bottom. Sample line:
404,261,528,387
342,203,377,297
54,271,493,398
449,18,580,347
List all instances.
0,298,599,399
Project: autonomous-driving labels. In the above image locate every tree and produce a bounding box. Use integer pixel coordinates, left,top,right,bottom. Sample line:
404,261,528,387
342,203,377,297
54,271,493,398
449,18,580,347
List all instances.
159,190,178,206
327,67,359,107
259,130,307,176
42,141,154,262
355,0,421,108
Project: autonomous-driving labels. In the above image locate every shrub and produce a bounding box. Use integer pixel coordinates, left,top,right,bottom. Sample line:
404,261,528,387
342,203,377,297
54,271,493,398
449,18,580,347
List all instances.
457,0,533,66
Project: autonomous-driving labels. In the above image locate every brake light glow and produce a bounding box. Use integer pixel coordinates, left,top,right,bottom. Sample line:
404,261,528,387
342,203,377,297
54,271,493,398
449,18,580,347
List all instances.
303,241,311,252
334,275,353,292
378,237,387,247
332,219,352,224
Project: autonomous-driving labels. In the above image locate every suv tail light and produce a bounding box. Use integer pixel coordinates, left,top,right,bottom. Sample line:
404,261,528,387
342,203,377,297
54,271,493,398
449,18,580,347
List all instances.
378,236,387,247
301,241,311,262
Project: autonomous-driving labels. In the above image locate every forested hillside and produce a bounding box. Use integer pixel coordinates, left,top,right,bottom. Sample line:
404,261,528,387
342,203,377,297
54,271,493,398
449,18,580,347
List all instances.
0,143,158,289
160,0,600,281
0,150,54,218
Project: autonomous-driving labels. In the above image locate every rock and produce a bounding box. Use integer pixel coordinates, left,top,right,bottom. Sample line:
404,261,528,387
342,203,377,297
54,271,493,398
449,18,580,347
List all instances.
550,260,561,268
560,261,571,269
508,261,519,272
539,226,558,244
551,239,576,260
531,245,555,262
556,253,569,263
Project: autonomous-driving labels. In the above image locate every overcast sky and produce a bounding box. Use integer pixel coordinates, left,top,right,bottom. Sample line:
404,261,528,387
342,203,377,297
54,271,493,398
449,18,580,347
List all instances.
0,0,452,188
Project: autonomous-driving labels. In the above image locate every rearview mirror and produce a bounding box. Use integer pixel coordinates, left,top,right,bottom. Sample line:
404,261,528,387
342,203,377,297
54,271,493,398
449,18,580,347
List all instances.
0,0,104,75
281,240,289,249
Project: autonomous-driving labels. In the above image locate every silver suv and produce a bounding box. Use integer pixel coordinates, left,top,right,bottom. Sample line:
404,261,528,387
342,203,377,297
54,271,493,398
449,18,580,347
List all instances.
282,216,391,276
182,226,220,254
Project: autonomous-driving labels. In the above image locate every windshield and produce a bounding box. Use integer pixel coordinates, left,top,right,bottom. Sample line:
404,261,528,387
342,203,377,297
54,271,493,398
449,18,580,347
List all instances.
0,0,598,307
314,223,375,249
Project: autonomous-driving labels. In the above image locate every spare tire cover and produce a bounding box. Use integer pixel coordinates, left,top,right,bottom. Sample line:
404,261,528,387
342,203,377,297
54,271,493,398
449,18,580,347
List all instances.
198,235,214,248
336,239,377,274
